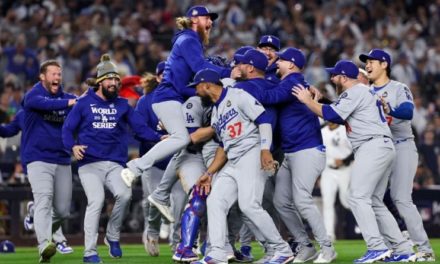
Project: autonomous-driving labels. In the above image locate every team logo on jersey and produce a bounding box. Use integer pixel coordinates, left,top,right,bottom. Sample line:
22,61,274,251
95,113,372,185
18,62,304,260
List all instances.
109,103,115,108
382,91,388,98
186,103,193,109
340,92,348,98
226,100,231,107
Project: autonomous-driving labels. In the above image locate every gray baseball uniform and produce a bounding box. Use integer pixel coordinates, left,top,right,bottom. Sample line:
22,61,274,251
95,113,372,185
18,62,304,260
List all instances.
207,88,292,262
78,161,131,257
27,161,72,253
330,83,412,254
373,80,433,254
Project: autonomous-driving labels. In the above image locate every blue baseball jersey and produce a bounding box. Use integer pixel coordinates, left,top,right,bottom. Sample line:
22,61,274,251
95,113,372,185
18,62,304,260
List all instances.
153,29,231,104
259,72,323,153
63,88,161,167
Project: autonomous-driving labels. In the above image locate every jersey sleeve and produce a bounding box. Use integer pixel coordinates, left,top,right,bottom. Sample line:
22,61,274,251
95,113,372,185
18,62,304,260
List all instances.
182,97,204,128
237,90,266,122
329,88,362,120
396,84,414,106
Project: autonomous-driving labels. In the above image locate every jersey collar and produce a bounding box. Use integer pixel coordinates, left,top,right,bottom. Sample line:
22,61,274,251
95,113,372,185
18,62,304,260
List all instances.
214,88,228,107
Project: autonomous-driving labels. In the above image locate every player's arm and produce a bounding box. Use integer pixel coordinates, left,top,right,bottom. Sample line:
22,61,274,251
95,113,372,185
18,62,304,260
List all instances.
196,146,227,195
292,84,345,124
0,110,23,137
24,91,76,111
62,103,87,160
381,96,414,120
190,126,215,144
127,107,162,142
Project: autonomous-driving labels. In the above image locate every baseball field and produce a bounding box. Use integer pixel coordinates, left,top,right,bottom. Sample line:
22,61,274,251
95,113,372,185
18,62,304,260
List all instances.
1,239,439,263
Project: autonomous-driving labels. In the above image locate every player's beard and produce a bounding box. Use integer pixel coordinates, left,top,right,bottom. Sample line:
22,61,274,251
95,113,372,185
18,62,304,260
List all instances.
200,95,213,107
102,84,119,100
197,24,210,46
335,82,344,95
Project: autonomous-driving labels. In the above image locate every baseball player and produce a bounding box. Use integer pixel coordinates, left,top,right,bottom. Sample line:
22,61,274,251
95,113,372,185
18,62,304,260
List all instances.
320,122,352,241
22,59,77,263
136,61,175,256
62,54,162,263
293,59,415,263
252,47,335,263
190,68,293,264
359,49,435,262
257,35,281,84
0,110,74,255
121,5,230,187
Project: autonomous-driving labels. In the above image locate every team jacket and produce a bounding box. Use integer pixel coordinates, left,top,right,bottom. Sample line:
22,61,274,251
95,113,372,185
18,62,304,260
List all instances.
22,82,76,165
265,60,280,84
260,72,323,153
153,29,231,104
62,88,161,167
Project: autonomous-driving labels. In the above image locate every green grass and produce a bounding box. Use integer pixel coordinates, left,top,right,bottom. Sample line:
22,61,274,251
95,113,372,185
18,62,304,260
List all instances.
1,239,439,263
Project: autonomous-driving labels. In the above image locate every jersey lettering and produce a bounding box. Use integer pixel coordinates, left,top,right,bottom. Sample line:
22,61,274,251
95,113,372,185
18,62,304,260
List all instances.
227,122,242,138
376,100,386,123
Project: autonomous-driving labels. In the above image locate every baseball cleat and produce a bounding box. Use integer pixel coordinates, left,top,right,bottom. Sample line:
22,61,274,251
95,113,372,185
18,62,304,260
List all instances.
148,195,175,222
120,168,136,187
382,253,416,262
190,256,228,264
172,246,199,262
313,248,337,263
159,223,171,240
143,233,159,257
234,245,254,263
56,241,73,254
39,242,56,263
353,249,391,263
104,236,122,258
415,252,435,262
264,254,295,264
83,254,103,263
293,243,318,263
254,254,274,264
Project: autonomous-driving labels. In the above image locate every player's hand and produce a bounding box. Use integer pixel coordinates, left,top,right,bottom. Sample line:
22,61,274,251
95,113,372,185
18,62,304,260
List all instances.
292,84,312,104
334,159,343,168
261,149,278,174
380,96,390,114
309,85,323,102
231,67,242,79
68,98,77,107
196,172,212,196
160,134,169,141
72,145,87,160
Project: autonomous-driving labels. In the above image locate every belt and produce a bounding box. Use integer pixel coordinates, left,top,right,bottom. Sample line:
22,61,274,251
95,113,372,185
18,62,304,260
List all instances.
366,135,391,142
394,138,410,144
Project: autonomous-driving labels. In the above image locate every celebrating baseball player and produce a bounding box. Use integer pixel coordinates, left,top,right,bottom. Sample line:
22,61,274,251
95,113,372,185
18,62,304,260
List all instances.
22,59,77,263
359,49,435,261
120,5,230,187
293,59,415,263
190,68,293,264
62,54,162,263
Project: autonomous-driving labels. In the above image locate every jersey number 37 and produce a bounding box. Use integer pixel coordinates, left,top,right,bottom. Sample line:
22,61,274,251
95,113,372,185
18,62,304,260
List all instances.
227,122,242,138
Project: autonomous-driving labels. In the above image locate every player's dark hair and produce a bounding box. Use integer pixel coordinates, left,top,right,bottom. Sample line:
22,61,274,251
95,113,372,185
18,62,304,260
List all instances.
39,60,61,74
385,64,391,78
85,78,99,91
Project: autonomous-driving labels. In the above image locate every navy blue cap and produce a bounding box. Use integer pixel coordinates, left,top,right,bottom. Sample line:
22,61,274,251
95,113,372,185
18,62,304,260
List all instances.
234,49,268,72
0,240,15,253
156,61,165,75
325,60,359,79
230,46,253,67
276,48,306,69
186,5,218,21
188,68,221,87
258,35,280,51
359,49,391,66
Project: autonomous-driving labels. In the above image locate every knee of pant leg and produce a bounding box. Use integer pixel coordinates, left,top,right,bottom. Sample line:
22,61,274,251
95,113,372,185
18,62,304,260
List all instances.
115,189,132,203
292,191,313,211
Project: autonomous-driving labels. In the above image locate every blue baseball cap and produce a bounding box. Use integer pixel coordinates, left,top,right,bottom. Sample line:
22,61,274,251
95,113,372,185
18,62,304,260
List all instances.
188,68,221,87
276,48,306,69
155,61,165,75
186,5,218,21
0,240,15,253
325,60,359,79
359,49,391,66
230,46,254,67
258,35,281,51
234,49,268,72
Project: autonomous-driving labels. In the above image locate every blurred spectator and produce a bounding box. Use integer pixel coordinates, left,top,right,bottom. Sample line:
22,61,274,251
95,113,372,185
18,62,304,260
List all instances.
418,130,440,184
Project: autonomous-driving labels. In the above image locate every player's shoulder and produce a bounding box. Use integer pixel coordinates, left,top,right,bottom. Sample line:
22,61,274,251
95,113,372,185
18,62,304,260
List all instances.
183,96,202,109
388,80,410,91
